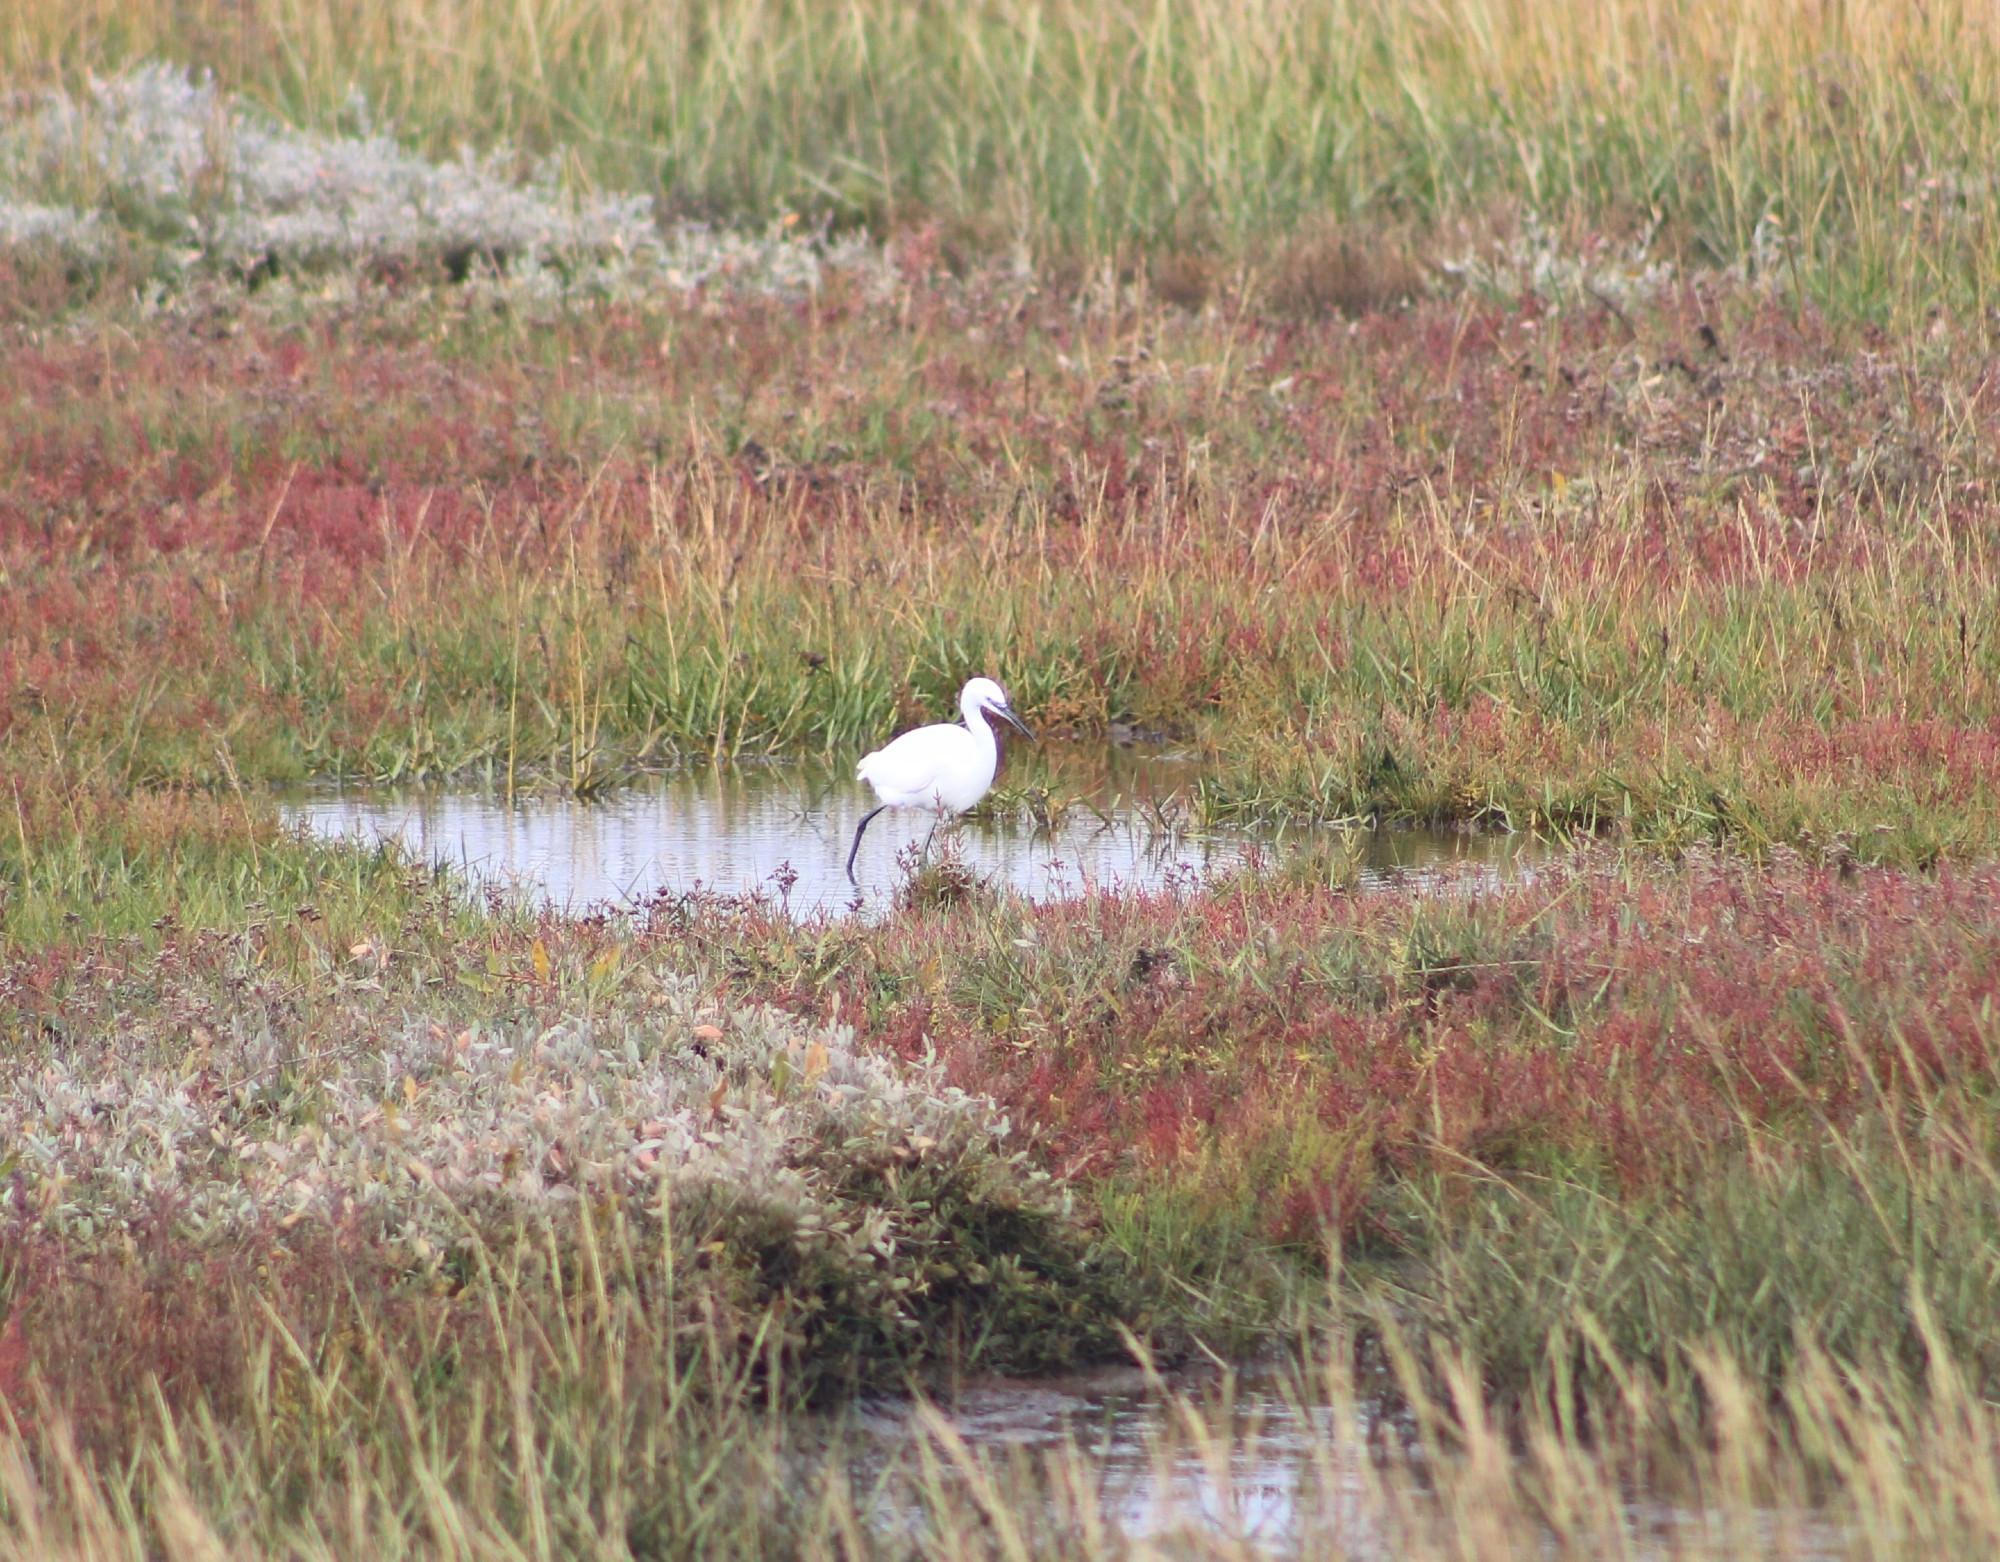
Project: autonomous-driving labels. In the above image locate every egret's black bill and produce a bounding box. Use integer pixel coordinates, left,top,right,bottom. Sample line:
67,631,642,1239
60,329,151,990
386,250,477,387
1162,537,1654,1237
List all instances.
993,705,1035,740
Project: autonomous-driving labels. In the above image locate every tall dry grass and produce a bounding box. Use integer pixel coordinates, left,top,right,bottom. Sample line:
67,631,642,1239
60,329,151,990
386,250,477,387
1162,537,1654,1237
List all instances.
5,0,2000,316
0,1296,1996,1556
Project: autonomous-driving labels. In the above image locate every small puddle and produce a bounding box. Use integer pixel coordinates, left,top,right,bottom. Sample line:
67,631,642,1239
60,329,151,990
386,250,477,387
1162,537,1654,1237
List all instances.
847,1367,1848,1557
282,744,1542,915
850,1364,1366,1547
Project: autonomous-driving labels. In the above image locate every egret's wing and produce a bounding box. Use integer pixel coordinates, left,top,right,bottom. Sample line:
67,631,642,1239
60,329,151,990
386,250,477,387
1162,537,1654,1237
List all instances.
856,722,975,806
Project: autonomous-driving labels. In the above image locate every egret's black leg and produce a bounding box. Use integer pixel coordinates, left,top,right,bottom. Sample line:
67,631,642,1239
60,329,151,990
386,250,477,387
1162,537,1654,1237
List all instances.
847,805,888,885
919,819,940,865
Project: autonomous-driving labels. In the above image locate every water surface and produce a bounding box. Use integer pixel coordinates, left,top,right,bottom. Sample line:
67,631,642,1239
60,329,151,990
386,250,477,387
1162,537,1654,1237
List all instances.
284,744,1542,915
848,1365,1846,1557
852,1363,1365,1547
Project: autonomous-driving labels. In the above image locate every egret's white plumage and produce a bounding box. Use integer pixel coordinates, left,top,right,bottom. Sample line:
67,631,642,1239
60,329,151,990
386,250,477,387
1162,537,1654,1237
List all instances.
847,677,1032,883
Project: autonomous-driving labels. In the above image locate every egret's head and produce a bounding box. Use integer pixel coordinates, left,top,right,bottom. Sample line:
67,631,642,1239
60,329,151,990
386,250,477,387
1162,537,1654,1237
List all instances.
963,677,1033,739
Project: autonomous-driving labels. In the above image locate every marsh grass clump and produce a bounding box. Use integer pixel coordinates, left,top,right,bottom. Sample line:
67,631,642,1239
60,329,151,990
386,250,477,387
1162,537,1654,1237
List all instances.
1265,218,1426,319
1266,829,1366,894
0,978,1137,1403
1376,1124,2000,1409
893,842,990,914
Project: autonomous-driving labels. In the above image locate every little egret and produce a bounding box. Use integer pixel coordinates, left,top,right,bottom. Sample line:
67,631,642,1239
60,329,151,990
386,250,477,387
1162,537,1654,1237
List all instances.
846,677,1034,884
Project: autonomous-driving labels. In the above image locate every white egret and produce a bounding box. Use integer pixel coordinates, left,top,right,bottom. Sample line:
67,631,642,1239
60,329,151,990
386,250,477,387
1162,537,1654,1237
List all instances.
846,677,1034,884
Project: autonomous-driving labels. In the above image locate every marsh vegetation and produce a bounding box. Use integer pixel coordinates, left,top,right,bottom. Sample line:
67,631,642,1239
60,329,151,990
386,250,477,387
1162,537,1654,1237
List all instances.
4,4,2000,1554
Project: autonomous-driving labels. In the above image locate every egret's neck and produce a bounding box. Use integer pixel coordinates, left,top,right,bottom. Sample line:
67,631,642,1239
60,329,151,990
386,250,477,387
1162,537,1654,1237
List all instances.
961,695,1000,755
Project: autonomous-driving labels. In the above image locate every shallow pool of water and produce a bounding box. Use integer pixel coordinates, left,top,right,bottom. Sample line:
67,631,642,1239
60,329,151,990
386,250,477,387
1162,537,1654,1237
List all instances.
847,1365,1847,1557
282,744,1542,915
851,1363,1366,1548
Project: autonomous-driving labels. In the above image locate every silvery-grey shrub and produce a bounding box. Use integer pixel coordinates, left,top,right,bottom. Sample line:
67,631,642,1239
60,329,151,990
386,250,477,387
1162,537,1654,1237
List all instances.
0,62,858,297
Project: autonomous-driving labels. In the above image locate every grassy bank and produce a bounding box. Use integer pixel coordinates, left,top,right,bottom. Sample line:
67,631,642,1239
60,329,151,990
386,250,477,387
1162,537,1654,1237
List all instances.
2,849,1999,1551
3,272,1997,939
10,846,2000,1399
7,1,2000,322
